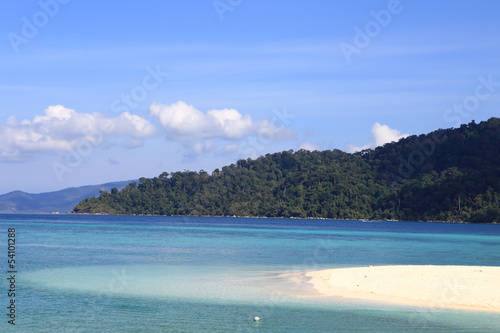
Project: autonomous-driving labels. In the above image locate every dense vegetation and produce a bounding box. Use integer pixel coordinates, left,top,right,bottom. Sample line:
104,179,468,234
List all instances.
73,118,500,223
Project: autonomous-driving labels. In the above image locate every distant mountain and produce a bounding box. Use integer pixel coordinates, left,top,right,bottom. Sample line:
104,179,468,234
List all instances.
0,181,134,214
73,118,500,223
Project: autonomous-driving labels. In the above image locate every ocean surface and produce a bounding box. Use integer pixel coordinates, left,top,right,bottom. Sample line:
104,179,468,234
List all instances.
1,214,500,332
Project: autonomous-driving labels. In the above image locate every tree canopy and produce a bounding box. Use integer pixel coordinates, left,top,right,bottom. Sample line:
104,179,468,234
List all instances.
72,118,500,223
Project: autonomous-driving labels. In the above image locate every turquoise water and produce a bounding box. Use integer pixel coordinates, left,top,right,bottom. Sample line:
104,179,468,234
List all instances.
1,214,500,332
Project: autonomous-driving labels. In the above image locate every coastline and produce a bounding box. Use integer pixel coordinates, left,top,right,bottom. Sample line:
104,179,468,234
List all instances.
67,212,498,224
286,265,500,313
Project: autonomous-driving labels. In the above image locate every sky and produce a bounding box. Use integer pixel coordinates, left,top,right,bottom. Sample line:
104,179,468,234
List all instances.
0,0,499,194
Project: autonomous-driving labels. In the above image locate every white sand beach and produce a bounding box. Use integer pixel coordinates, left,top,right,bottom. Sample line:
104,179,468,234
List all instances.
291,265,500,312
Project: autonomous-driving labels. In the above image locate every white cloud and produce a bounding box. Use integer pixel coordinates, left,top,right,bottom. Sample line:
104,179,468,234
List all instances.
298,142,320,151
0,105,156,161
256,119,297,141
222,144,240,153
111,112,157,138
191,140,215,154
372,122,408,146
149,101,207,139
150,101,296,154
347,122,408,153
207,108,253,139
150,101,255,140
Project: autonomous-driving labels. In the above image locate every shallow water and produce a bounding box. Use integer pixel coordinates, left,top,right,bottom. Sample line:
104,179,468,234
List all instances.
2,214,500,332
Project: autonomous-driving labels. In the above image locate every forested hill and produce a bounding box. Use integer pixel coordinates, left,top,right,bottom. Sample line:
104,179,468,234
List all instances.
72,118,500,223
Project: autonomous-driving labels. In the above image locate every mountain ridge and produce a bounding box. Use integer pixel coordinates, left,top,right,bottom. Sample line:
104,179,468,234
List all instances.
0,180,135,214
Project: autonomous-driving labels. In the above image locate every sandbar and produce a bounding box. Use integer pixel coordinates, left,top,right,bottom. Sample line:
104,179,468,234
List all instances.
288,265,500,312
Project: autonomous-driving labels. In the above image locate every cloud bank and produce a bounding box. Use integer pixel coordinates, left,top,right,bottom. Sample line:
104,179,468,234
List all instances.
0,102,297,162
150,101,296,154
0,105,156,161
151,101,267,140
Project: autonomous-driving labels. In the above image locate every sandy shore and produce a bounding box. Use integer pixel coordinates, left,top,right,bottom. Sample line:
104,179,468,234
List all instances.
289,265,500,312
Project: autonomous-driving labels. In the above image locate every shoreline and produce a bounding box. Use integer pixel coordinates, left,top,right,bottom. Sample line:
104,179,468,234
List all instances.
287,265,500,313
67,212,498,224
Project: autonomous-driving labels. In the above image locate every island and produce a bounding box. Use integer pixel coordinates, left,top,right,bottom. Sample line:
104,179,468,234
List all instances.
73,118,500,223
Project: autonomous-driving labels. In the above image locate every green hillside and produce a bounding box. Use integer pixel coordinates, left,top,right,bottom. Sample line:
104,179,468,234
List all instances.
72,118,500,223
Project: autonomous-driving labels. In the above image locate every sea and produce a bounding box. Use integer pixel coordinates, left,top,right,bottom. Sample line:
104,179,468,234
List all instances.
1,214,499,332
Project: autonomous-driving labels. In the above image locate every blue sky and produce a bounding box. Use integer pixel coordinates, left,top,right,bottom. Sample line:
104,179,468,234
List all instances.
0,0,499,194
